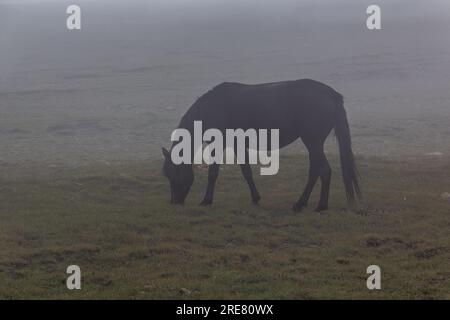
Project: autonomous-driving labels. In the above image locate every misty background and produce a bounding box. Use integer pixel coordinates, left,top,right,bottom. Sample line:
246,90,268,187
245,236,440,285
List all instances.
1,0,450,170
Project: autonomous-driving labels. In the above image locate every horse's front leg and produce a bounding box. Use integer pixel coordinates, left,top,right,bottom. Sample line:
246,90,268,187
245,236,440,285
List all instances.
200,163,220,206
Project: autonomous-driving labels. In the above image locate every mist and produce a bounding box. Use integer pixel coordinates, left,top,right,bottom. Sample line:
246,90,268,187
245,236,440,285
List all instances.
1,0,450,167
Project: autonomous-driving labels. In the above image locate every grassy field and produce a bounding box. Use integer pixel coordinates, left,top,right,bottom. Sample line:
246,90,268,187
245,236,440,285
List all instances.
1,154,450,299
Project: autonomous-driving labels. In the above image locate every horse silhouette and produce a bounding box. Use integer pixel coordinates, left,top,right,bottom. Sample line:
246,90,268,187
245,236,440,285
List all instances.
163,79,360,212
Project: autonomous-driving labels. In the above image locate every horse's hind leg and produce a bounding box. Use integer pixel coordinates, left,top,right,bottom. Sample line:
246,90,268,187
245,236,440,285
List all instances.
293,147,320,212
293,141,331,212
315,152,331,212
200,163,220,206
240,163,261,204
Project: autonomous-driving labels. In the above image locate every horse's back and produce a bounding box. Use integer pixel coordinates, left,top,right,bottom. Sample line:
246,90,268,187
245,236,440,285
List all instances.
195,79,339,112
181,79,340,145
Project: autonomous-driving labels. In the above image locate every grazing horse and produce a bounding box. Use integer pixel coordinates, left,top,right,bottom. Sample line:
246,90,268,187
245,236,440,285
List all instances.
162,79,360,212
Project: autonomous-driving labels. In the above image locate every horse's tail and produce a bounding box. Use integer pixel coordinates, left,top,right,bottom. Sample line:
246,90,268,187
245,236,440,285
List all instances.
333,93,361,204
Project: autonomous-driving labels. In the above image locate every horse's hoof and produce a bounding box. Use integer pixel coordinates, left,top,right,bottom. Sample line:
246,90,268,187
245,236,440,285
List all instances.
252,195,261,206
199,199,212,206
292,202,305,212
314,205,328,212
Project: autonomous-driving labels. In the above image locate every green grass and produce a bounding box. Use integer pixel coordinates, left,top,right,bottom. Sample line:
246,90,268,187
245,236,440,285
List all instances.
1,154,450,299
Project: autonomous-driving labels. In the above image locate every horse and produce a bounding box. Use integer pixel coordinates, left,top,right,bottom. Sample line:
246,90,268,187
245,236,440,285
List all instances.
162,79,360,212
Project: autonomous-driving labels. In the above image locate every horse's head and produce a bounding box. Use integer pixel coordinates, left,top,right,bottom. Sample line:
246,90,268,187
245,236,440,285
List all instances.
162,147,194,205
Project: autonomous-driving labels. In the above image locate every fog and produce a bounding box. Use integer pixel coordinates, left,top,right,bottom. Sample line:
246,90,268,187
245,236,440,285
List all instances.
1,0,450,168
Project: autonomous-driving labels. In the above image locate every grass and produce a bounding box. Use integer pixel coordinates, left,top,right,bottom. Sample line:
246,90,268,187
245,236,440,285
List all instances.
0,154,450,299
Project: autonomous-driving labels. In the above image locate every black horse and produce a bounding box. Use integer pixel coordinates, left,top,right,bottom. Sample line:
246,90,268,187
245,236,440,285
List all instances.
162,79,360,212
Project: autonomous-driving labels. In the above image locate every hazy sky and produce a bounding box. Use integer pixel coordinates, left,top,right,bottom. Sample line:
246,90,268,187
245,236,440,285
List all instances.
1,0,449,83
1,0,449,65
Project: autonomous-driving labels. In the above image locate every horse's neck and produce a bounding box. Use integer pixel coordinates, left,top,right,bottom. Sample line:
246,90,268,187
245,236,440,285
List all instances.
172,118,202,164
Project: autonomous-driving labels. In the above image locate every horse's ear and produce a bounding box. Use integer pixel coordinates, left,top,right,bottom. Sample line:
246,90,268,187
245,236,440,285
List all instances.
162,147,170,160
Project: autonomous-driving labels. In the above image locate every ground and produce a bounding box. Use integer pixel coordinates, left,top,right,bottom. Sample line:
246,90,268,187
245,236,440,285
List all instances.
1,154,449,299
